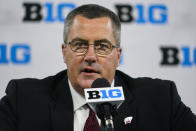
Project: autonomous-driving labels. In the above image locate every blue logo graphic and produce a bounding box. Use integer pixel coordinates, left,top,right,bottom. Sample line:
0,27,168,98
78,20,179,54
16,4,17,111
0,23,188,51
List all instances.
181,46,196,66
135,4,167,24
100,89,122,98
0,43,31,64
44,3,76,22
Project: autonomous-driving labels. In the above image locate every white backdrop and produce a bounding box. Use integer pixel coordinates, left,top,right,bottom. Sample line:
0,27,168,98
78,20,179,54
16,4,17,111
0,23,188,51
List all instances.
0,0,196,113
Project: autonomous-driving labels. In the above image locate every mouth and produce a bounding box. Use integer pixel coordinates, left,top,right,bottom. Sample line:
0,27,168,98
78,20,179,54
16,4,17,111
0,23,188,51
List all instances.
81,68,100,75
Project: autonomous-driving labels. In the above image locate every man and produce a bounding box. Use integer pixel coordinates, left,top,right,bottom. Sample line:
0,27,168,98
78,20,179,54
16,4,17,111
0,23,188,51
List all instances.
0,4,196,131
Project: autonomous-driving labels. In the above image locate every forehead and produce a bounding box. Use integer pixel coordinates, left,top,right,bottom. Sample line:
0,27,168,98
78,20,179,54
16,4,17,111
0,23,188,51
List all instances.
67,15,115,43
72,15,112,26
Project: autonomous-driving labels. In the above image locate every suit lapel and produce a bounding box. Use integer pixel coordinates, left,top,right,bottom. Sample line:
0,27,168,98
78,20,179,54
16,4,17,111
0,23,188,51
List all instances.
49,75,74,131
113,74,137,131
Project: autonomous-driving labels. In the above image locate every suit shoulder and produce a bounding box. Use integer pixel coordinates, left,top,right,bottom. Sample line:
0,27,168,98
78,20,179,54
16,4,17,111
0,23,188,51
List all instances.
116,70,177,100
132,77,178,103
116,70,175,91
6,70,67,94
135,77,174,88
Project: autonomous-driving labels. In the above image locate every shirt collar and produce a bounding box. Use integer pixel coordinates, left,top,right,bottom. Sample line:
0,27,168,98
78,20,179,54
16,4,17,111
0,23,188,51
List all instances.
68,79,86,111
68,78,115,111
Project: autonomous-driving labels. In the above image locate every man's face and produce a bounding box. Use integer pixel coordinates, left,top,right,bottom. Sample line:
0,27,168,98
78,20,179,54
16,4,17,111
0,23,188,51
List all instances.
62,15,121,95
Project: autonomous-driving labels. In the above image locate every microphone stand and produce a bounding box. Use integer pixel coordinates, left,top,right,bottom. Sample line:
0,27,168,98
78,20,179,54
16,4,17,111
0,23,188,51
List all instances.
97,103,117,131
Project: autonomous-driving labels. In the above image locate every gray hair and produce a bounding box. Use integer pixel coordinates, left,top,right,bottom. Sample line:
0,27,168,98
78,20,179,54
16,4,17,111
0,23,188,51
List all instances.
63,4,121,46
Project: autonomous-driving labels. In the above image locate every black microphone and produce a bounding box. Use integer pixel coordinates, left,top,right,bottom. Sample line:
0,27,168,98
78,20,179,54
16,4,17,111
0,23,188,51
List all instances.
91,78,115,130
84,78,125,131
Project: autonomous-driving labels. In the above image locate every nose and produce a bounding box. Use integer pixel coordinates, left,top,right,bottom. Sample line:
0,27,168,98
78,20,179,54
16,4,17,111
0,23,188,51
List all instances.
84,44,97,64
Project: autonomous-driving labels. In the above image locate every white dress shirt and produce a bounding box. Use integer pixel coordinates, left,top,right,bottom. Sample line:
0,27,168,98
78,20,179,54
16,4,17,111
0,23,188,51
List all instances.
68,79,114,131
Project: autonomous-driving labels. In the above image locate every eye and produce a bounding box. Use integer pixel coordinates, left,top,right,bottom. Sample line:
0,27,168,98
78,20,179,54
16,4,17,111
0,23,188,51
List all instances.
71,41,89,50
96,42,110,50
73,42,87,47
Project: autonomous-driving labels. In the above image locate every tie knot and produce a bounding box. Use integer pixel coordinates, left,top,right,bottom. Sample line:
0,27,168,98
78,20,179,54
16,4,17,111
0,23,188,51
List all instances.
86,104,94,115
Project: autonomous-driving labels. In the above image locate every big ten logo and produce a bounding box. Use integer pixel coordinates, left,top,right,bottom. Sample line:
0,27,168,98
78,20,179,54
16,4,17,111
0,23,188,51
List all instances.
115,4,167,24
23,2,76,22
87,89,122,99
22,2,167,24
0,43,31,64
85,87,124,102
160,46,196,67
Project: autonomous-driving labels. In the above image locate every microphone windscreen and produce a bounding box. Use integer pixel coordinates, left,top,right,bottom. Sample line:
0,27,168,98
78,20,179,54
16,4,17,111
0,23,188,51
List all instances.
91,78,111,88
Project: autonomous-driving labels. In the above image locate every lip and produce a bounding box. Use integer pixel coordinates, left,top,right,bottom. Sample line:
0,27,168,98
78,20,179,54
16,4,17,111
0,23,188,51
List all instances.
81,72,99,76
81,67,100,76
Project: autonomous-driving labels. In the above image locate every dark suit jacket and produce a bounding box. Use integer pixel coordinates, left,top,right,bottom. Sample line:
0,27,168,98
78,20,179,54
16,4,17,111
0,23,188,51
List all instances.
0,70,196,131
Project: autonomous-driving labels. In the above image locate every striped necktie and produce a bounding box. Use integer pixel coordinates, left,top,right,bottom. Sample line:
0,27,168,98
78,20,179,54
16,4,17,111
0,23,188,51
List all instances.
83,105,99,131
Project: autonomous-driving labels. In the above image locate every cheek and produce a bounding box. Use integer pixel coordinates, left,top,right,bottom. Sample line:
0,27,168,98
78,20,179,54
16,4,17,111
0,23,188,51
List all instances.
101,56,119,73
66,55,85,74
65,53,78,69
67,57,78,69
66,56,82,82
110,54,119,67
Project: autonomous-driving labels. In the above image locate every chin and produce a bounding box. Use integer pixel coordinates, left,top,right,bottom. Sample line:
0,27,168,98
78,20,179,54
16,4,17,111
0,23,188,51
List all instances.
79,79,95,89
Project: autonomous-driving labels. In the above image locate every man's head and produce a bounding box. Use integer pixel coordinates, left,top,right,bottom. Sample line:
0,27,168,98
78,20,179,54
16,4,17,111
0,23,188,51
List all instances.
63,4,121,46
62,4,122,95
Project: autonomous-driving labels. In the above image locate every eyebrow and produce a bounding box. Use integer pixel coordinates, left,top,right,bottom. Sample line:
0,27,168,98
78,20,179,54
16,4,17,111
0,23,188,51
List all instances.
94,39,113,45
70,37,113,45
70,37,88,43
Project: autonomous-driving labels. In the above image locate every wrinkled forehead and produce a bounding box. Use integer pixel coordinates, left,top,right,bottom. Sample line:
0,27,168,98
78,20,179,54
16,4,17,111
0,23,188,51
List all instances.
67,15,116,43
72,15,112,26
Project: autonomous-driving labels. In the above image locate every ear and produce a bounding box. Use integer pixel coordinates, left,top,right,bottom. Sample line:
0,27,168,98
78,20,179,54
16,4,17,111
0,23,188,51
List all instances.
62,43,67,63
117,48,122,67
